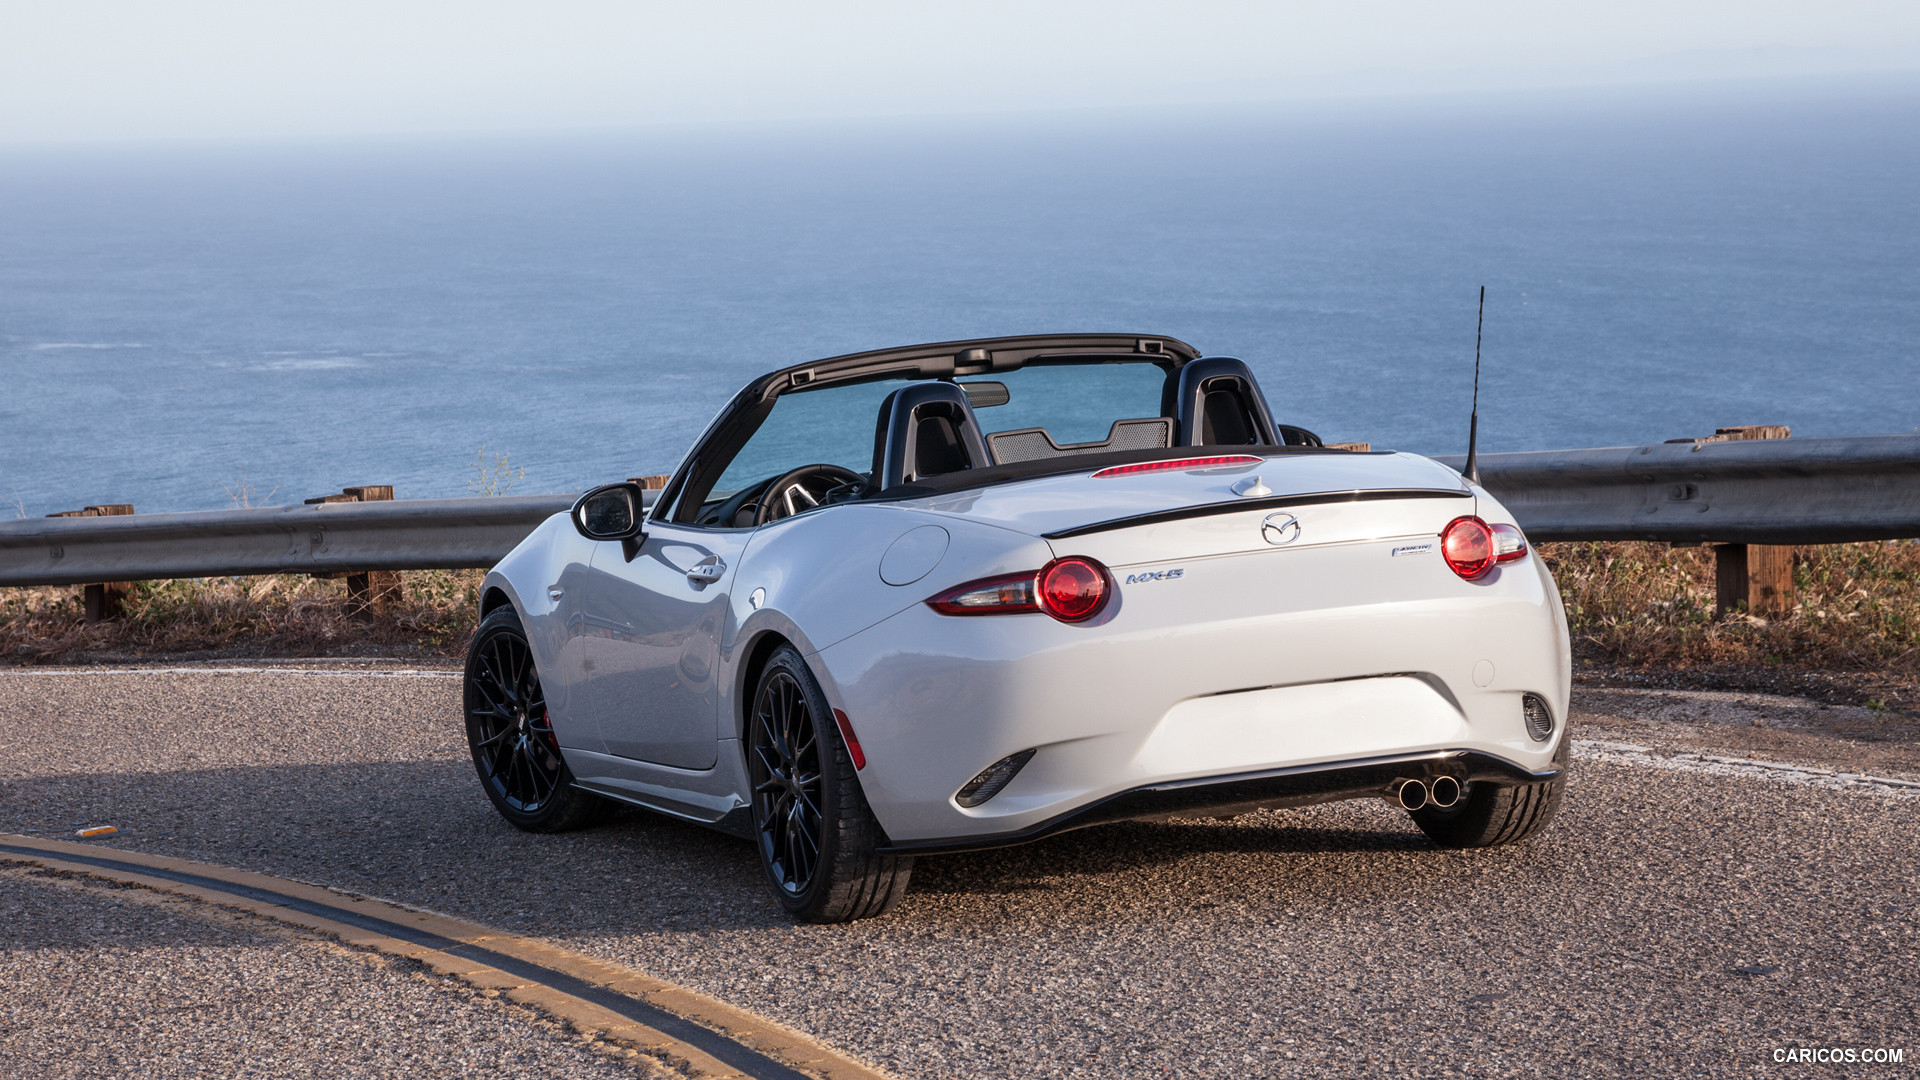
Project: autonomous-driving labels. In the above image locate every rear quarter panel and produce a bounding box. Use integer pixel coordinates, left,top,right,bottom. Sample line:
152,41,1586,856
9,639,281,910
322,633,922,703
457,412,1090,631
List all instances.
723,504,1053,740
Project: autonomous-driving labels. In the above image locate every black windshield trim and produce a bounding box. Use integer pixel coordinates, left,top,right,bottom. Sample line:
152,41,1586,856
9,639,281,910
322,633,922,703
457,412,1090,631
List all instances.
663,337,1201,523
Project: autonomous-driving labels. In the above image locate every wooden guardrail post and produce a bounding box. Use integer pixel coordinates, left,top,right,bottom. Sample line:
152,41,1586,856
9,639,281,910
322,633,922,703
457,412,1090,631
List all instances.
44,505,136,621
628,475,672,490
1713,542,1795,618
304,486,400,617
1671,426,1795,617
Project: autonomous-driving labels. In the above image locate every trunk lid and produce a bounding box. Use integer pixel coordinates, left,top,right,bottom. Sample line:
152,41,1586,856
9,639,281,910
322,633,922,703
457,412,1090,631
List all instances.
906,451,1475,566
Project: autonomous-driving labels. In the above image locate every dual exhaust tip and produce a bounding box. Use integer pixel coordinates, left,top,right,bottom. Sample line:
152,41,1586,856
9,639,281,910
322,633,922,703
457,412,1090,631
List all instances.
1391,775,1461,812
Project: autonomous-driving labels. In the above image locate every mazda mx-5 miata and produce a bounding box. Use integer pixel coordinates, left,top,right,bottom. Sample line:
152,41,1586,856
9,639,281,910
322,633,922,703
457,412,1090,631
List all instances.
464,334,1572,922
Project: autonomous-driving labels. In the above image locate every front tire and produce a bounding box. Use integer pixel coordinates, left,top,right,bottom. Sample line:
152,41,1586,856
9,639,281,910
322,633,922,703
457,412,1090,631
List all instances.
465,606,614,833
1411,736,1571,848
747,646,912,922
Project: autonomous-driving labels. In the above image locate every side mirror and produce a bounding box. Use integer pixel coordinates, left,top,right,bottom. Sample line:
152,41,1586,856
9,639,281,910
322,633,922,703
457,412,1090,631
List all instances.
571,483,645,541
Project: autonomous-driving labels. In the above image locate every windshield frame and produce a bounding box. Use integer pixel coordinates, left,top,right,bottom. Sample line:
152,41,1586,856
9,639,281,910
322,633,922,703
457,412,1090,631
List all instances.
653,334,1202,527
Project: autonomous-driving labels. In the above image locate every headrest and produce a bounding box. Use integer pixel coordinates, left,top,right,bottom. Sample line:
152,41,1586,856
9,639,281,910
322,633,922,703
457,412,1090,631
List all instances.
871,382,992,491
1171,357,1281,447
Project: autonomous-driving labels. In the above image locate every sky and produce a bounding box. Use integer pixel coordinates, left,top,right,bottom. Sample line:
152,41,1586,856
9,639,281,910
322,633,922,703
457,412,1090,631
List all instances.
4,1,1920,144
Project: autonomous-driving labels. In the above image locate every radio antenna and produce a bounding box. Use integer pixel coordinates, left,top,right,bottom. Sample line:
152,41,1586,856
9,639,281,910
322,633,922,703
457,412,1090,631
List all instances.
1462,285,1485,484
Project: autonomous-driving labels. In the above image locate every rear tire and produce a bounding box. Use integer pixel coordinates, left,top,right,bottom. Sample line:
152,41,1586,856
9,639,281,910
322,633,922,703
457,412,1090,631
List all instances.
747,646,912,922
1411,736,1570,848
465,606,616,833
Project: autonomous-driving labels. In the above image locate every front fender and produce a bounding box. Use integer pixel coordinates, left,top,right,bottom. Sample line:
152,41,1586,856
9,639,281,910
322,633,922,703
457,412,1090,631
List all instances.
479,512,600,747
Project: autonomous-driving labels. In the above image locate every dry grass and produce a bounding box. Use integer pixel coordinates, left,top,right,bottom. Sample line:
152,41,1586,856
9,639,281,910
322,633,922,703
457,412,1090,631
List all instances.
0,569,484,664
1543,540,1920,675
5,543,1918,710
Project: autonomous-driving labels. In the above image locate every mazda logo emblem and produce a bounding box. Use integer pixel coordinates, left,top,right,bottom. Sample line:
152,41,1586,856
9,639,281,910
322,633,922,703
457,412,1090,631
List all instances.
1261,512,1301,546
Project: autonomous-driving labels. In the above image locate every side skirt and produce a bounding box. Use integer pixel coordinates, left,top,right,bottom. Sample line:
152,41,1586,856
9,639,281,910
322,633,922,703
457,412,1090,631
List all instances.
564,742,755,840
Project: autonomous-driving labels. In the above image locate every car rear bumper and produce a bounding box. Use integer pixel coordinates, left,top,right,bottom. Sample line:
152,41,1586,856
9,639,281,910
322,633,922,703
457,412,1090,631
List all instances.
873,747,1558,855
809,539,1571,845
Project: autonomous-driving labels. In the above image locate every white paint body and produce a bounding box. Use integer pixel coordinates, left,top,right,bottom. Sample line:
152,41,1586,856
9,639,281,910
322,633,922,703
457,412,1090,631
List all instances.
484,451,1570,846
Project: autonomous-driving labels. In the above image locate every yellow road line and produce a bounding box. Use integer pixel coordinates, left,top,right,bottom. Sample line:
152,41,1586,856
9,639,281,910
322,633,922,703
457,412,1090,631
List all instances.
0,833,895,1080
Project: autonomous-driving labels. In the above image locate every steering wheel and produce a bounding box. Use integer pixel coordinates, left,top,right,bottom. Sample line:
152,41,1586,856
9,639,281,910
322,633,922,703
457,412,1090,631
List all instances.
754,464,866,525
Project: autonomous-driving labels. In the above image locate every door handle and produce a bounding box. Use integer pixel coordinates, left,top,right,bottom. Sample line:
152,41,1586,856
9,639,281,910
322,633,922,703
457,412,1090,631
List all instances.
686,558,726,584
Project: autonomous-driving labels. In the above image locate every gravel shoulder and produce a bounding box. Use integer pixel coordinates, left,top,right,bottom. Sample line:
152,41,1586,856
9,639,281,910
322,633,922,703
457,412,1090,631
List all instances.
1574,684,1920,780
1,666,1915,1079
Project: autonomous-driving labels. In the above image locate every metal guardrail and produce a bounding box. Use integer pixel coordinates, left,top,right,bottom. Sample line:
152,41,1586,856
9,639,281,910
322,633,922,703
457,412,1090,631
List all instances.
1,435,1916,589
1435,434,1920,545
0,495,576,588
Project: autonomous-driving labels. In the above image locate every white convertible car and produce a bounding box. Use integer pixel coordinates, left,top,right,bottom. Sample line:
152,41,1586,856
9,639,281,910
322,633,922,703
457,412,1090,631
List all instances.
465,334,1571,922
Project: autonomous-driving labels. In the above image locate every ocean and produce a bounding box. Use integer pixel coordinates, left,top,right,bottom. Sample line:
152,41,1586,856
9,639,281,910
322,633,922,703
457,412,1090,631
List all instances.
2,81,1916,514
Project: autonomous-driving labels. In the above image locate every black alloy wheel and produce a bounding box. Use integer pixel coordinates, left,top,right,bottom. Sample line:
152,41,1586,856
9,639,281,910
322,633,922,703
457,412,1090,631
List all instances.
745,646,913,922
749,668,824,896
464,607,613,832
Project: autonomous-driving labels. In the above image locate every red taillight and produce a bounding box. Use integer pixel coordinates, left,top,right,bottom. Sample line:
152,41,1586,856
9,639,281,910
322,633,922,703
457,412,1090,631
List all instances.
926,557,1112,623
1440,516,1496,580
1038,557,1110,622
1090,455,1263,478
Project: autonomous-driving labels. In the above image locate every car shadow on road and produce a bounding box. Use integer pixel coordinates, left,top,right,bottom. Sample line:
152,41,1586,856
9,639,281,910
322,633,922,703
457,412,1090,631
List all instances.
0,762,1480,932
0,760,788,932
906,811,1437,898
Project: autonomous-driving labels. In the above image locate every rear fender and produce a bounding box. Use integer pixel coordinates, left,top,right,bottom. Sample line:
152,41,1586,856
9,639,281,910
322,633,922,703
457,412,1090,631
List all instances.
725,612,828,742
724,504,1052,741
1476,489,1573,725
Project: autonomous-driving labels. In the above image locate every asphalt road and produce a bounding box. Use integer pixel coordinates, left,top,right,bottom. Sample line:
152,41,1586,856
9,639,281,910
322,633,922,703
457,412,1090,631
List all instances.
1,664,1915,1079
0,864,660,1080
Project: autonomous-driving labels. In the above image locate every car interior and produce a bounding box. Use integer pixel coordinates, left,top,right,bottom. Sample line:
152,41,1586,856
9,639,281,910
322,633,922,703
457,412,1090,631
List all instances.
688,357,1324,528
